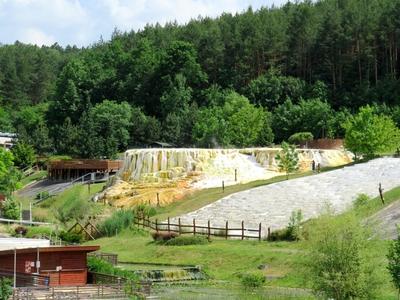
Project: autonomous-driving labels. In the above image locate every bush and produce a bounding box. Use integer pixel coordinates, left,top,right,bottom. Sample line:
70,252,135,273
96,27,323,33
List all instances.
268,210,303,241
151,231,178,242
164,235,209,246
0,277,12,300
11,142,36,169
307,213,379,299
353,194,370,209
25,226,53,238
239,271,266,289
14,226,27,236
2,198,20,220
87,257,139,282
98,210,135,236
35,190,50,200
134,204,157,218
288,132,314,145
59,231,83,244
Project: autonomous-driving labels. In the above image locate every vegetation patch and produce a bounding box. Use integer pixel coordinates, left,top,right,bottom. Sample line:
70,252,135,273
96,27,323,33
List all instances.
98,209,135,237
164,235,209,246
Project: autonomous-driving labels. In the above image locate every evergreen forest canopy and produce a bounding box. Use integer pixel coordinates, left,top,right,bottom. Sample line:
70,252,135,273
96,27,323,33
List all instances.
2,0,400,158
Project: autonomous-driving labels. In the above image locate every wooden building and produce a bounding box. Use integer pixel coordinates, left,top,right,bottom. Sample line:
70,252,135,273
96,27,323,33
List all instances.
48,159,122,181
0,245,99,286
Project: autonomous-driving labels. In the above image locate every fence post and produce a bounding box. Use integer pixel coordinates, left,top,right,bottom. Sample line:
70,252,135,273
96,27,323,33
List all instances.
241,221,244,240
193,219,196,235
208,220,211,239
235,169,237,182
222,180,225,192
167,217,170,232
155,219,158,232
178,218,181,234
259,223,262,241
267,227,271,240
156,193,160,207
225,221,228,239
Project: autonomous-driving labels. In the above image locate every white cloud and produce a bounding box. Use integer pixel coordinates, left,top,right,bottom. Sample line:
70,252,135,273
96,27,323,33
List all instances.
0,0,289,46
20,28,55,46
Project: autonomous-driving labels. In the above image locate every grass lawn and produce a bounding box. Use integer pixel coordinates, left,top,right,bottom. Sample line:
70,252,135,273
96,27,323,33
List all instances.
18,182,108,225
18,170,47,188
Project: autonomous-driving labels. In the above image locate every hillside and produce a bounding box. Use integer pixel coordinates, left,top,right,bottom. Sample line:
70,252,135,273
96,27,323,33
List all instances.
1,0,400,159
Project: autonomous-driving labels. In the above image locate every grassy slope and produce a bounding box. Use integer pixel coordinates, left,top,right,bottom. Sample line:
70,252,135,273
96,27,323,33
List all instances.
25,183,107,224
18,170,47,188
87,172,400,299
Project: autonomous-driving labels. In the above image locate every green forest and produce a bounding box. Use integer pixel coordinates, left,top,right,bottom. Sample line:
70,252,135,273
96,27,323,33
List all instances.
2,0,400,158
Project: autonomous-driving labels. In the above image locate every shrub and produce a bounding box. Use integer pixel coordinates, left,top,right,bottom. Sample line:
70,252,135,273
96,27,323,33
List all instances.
0,277,12,300
239,271,266,289
25,226,53,238
267,228,292,241
307,213,379,299
14,226,27,236
35,190,50,200
268,210,303,241
98,210,135,237
164,235,209,246
353,194,370,209
151,231,178,242
287,209,303,240
59,231,83,244
134,204,157,218
11,142,36,169
2,198,20,220
388,227,400,297
87,257,139,282
288,132,314,145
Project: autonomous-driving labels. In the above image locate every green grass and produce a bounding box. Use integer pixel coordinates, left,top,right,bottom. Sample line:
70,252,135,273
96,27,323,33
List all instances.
17,183,107,225
18,170,47,188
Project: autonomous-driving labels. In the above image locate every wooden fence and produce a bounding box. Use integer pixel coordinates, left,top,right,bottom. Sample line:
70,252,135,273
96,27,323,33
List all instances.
135,216,264,241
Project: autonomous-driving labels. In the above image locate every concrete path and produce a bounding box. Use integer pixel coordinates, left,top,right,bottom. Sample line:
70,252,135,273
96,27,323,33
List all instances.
173,157,400,236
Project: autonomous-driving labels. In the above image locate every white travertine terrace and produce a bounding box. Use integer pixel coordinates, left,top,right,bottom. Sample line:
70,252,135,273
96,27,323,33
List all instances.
118,148,353,188
172,157,400,236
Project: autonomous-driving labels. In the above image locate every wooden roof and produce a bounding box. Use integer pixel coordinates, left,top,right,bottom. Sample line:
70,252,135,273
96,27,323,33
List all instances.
48,159,122,170
0,245,100,256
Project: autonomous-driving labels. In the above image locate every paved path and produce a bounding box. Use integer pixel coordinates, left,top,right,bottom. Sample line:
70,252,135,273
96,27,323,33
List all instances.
173,157,400,236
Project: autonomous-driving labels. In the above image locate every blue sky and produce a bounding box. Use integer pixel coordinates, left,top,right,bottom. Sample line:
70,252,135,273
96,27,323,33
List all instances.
0,0,289,47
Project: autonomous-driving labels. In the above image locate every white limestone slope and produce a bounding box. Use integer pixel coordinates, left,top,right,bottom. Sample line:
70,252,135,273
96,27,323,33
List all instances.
172,157,400,236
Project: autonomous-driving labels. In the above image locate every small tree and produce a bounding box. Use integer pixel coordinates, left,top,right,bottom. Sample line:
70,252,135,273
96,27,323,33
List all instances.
344,105,400,158
275,142,299,179
307,214,378,299
2,198,20,220
288,132,314,146
387,226,400,299
11,142,36,169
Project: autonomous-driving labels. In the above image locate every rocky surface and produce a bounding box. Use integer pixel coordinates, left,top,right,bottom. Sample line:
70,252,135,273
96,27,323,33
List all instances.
173,157,400,236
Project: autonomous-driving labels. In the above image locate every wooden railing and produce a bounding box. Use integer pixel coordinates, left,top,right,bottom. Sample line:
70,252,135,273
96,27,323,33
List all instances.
0,269,50,287
135,215,263,241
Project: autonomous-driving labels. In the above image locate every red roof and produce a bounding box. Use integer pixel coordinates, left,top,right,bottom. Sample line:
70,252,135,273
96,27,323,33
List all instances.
0,245,100,256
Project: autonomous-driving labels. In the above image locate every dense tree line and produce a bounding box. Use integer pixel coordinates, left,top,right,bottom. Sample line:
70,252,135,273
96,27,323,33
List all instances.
2,0,400,158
